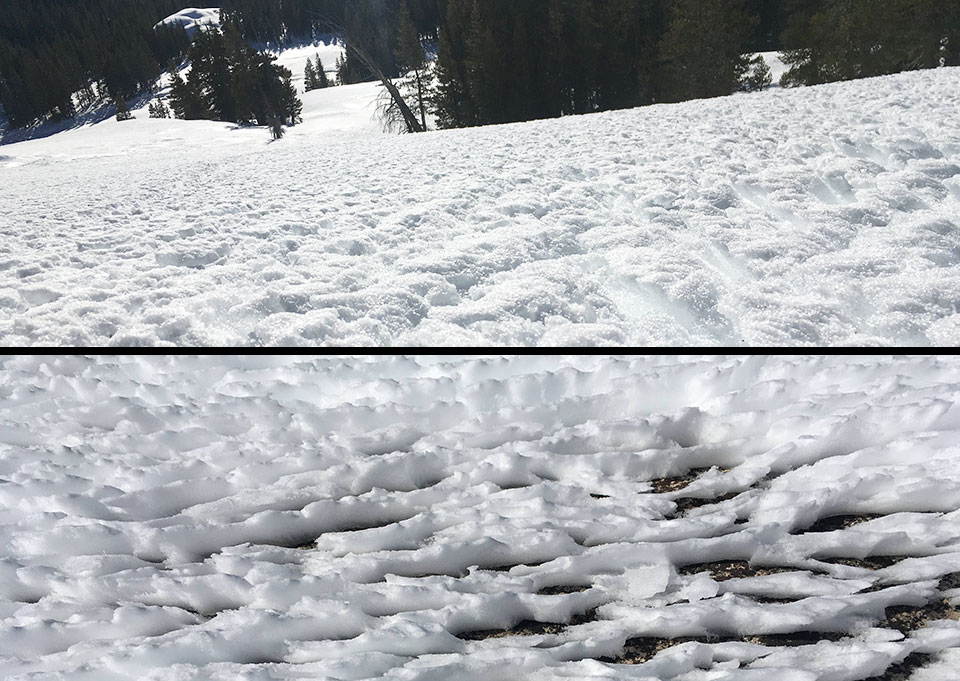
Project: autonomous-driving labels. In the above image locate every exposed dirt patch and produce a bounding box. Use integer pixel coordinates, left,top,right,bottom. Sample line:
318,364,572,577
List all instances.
801,514,885,533
739,631,847,646
862,652,936,681
598,636,702,664
939,572,960,591
599,630,848,664
456,608,598,640
819,556,905,570
884,599,960,634
649,469,712,494
678,560,798,580
674,492,740,515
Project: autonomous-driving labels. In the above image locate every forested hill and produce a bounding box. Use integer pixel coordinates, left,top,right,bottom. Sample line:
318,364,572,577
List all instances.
2,0,958,132
0,1,192,128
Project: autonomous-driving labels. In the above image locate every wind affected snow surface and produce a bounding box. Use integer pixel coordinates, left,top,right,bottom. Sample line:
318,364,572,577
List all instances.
1,68,960,345
1,355,960,681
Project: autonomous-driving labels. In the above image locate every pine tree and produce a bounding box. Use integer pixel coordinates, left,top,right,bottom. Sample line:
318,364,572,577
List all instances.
316,55,330,88
148,97,170,118
167,63,207,120
430,0,479,129
304,57,318,92
114,95,134,121
395,0,429,130
658,0,758,102
780,0,960,87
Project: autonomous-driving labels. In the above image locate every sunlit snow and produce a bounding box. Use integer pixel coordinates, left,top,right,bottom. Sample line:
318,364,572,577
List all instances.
1,64,959,345
0,355,958,681
155,7,222,37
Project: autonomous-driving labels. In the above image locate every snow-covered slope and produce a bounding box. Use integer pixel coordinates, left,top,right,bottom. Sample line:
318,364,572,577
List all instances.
1,67,960,346
0,355,959,681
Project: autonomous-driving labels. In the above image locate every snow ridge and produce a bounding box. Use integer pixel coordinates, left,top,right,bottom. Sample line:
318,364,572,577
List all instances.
0,355,959,680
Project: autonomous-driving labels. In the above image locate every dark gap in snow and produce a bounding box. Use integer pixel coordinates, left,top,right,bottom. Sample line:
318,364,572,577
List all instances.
598,636,701,664
455,608,598,641
862,652,937,681
677,560,798,581
482,559,551,573
798,514,886,533
536,584,592,595
328,512,419,534
818,556,906,570
738,631,848,646
170,603,242,620
673,492,740,515
749,595,805,604
938,572,960,591
134,553,167,565
648,468,712,494
498,482,533,491
590,493,611,499
257,535,323,550
600,630,851,665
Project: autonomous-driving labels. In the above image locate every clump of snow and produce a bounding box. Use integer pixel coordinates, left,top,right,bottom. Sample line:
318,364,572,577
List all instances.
0,356,959,680
155,8,222,37
1,67,960,345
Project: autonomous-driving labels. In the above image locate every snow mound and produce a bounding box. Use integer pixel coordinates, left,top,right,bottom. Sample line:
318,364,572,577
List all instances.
1,67,960,345
156,7,221,37
0,355,959,681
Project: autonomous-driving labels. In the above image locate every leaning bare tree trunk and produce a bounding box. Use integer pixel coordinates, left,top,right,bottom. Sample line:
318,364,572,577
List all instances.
309,11,425,134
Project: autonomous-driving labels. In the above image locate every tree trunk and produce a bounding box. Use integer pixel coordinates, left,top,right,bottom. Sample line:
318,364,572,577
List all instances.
307,11,425,133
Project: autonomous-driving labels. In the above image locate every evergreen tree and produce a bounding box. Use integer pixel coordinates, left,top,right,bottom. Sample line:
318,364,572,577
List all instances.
165,20,301,134
304,57,319,91
148,97,171,118
395,0,429,130
114,95,134,121
431,0,480,129
316,55,330,88
167,63,208,119
780,0,960,87
0,0,191,128
658,0,758,102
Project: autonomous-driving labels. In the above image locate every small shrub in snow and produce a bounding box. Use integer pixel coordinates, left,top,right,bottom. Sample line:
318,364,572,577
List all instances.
114,97,134,122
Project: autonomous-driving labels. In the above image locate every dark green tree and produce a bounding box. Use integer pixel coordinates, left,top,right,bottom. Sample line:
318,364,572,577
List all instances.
315,55,331,88
304,57,319,91
395,0,429,130
658,0,758,102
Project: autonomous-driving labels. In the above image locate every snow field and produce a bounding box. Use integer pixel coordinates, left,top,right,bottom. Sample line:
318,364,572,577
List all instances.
1,67,960,345
0,355,959,681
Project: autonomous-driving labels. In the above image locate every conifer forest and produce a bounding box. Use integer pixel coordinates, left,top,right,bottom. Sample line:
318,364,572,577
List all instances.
2,0,958,131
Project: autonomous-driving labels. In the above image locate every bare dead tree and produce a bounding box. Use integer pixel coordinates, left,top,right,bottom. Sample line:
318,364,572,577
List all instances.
307,10,425,134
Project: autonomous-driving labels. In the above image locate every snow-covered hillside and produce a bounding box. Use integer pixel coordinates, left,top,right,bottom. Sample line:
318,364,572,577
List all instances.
0,355,959,681
1,66,959,346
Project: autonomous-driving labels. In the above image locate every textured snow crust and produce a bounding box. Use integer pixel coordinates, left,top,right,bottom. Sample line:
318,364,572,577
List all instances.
1,355,959,680
1,67,959,346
